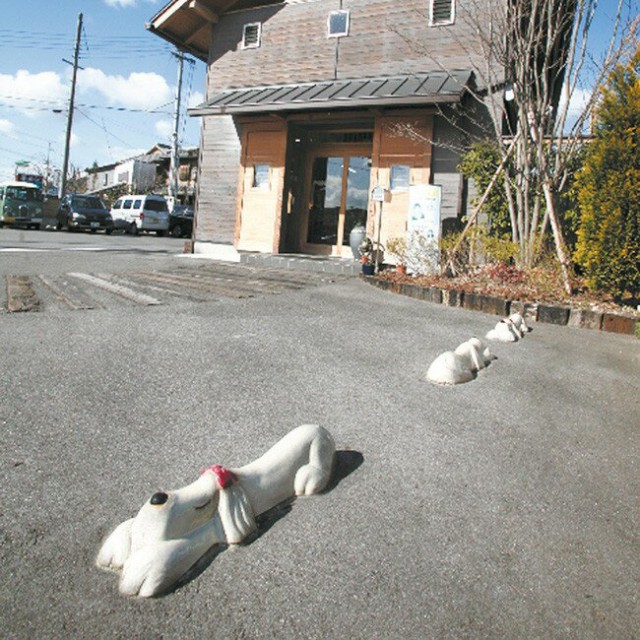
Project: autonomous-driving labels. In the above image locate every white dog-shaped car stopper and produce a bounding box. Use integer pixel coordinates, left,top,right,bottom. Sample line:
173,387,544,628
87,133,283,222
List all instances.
96,424,335,597
485,312,531,342
426,337,495,385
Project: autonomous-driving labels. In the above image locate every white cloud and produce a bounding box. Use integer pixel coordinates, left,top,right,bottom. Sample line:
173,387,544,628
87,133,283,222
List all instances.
0,162,16,182
104,146,149,164
155,119,173,141
558,86,593,133
0,118,16,135
0,68,172,114
78,68,173,112
562,87,592,119
0,70,67,116
187,91,205,108
104,0,138,7
103,0,160,8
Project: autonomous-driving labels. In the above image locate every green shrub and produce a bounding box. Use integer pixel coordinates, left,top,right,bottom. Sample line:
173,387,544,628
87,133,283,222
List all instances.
439,229,521,274
458,141,512,238
574,47,640,299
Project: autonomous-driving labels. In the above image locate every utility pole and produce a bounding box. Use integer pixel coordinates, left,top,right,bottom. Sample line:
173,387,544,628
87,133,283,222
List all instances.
45,142,53,192
59,12,83,199
168,48,184,208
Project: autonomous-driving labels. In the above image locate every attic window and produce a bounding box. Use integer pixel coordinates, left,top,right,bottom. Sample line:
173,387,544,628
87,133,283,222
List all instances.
242,22,261,49
328,10,349,37
429,0,455,26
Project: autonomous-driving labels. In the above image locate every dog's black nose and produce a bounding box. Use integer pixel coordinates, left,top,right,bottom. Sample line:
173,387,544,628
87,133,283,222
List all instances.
150,491,169,506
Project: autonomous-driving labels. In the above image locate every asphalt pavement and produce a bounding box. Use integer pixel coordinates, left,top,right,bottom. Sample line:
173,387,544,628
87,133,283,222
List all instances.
0,257,638,639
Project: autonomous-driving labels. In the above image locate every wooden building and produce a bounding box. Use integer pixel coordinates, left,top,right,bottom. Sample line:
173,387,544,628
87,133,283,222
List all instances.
148,0,500,260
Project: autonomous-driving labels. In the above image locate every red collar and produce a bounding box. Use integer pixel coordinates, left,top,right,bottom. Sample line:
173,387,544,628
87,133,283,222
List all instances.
200,464,237,489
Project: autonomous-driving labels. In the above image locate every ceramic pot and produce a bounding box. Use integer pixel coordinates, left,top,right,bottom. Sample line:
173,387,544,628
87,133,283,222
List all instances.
349,225,367,260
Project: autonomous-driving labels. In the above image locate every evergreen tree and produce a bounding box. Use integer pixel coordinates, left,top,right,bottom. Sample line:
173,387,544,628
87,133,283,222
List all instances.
574,46,640,299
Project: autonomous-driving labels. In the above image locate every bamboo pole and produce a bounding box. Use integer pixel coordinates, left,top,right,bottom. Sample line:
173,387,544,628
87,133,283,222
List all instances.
446,133,520,275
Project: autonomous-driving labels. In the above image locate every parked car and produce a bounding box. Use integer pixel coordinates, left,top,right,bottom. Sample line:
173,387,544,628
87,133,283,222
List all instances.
57,194,113,233
0,181,44,229
169,205,194,238
110,194,169,236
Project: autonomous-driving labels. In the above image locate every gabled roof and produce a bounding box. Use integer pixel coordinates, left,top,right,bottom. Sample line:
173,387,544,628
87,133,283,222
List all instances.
147,0,281,60
86,144,196,174
189,71,474,116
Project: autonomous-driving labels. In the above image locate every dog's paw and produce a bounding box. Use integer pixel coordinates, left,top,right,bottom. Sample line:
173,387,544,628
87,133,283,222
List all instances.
119,539,200,597
119,544,174,597
294,463,330,496
96,518,134,571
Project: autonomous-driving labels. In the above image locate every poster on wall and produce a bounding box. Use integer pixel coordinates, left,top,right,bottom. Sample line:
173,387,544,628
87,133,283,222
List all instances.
407,184,442,274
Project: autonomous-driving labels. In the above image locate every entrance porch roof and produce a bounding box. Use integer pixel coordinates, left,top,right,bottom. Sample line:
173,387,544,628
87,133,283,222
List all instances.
189,71,474,116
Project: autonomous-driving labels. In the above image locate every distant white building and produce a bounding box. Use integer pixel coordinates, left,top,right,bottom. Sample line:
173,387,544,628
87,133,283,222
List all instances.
86,154,157,194
85,143,198,204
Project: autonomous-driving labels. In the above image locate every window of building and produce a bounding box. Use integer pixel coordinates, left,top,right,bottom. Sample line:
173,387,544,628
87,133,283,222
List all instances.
253,164,270,189
242,23,261,49
328,10,350,37
429,0,455,26
390,165,411,191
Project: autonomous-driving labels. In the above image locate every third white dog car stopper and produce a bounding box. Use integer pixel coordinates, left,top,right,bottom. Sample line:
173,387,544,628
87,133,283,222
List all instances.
426,337,495,385
485,312,531,342
96,424,336,597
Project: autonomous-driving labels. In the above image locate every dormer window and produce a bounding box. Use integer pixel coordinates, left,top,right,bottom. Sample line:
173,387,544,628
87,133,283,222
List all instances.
328,10,349,38
429,0,455,26
242,22,261,49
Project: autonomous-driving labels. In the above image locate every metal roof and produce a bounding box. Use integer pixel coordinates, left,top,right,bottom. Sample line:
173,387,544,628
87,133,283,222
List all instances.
189,71,474,116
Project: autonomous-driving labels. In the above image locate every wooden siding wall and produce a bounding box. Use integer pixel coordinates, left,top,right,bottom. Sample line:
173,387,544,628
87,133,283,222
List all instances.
371,113,434,244
196,115,241,243
208,0,496,92
235,120,288,252
196,0,500,246
432,108,474,227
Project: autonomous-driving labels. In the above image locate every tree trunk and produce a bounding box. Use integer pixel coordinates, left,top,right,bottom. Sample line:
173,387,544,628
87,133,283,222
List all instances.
542,180,573,295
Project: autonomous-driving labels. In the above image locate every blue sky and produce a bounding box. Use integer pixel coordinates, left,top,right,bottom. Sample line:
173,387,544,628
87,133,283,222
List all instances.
0,0,206,183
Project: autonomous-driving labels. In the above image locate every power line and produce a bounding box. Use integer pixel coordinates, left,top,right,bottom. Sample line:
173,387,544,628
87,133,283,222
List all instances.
75,107,133,151
0,95,173,114
0,145,49,164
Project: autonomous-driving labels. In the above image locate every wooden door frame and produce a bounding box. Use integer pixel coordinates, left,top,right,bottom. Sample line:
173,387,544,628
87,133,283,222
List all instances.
300,142,372,256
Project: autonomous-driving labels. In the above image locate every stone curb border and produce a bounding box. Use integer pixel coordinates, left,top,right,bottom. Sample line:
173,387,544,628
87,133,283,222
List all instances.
363,276,639,337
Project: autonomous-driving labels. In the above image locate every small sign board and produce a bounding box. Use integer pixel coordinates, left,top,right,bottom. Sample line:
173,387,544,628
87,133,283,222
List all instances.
408,184,442,241
371,186,390,202
407,184,442,274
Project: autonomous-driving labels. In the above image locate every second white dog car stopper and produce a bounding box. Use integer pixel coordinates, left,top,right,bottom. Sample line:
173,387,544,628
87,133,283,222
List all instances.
96,424,336,597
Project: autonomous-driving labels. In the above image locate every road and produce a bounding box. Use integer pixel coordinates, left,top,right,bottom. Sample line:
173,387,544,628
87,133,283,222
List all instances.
0,228,340,314
1,228,638,639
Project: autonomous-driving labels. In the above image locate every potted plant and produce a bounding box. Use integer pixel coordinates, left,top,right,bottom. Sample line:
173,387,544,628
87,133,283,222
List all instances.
385,236,408,274
359,237,383,275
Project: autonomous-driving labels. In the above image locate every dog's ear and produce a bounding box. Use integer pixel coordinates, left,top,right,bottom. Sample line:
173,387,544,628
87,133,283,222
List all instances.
217,483,256,544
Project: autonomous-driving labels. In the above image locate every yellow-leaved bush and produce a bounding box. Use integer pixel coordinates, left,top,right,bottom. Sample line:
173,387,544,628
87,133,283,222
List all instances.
574,46,640,299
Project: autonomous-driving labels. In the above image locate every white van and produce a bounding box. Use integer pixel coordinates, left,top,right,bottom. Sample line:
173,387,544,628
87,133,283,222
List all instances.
110,194,169,236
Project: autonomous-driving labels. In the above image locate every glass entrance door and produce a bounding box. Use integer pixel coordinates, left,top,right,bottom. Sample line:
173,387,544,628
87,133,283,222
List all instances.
305,152,371,256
